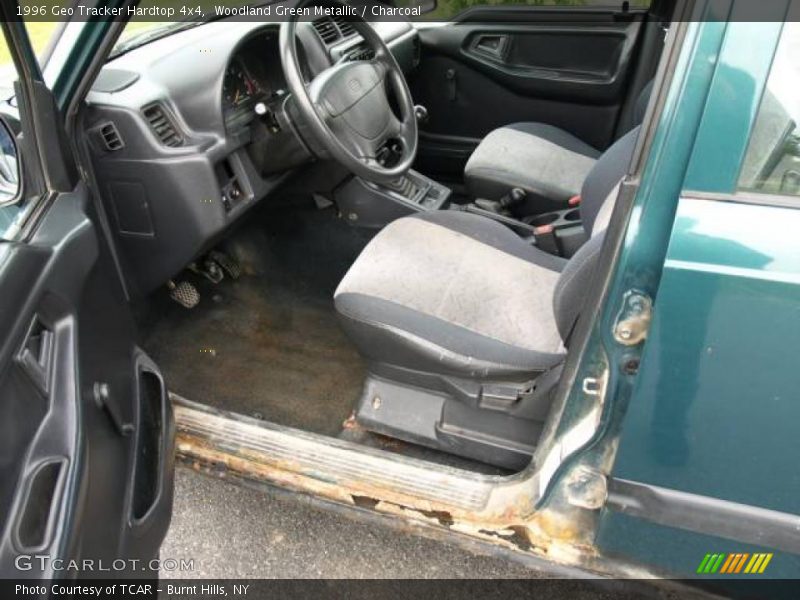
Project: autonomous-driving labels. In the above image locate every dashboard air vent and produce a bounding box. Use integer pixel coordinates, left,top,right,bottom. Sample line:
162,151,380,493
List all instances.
142,103,183,147
333,16,356,38
100,122,124,151
347,43,375,62
312,17,341,45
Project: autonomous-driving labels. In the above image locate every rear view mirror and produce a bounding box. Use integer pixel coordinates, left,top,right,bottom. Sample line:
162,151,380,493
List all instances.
413,0,436,13
0,118,19,207
395,0,438,15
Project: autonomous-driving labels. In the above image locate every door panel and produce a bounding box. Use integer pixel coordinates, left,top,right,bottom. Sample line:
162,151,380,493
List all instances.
0,186,174,578
409,9,647,180
0,14,173,580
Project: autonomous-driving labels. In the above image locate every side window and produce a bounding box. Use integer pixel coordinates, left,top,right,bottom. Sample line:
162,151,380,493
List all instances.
0,18,61,238
738,22,800,197
421,0,651,21
0,32,21,238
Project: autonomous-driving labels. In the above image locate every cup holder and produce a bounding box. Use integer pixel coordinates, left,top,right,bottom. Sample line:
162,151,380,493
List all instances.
564,209,581,222
527,212,559,227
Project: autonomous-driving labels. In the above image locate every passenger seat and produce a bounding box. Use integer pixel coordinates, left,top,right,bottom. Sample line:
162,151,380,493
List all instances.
464,81,653,213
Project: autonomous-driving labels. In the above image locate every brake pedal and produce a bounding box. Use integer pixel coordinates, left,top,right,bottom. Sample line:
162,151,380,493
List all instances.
188,258,224,284
167,280,200,309
209,250,241,280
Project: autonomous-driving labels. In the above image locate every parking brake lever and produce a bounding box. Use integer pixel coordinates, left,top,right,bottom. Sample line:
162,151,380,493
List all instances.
454,204,538,238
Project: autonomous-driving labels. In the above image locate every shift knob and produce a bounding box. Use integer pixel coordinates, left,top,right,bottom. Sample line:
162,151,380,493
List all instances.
414,104,428,123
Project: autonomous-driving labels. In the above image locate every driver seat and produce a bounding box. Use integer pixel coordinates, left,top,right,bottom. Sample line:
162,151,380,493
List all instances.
334,126,640,467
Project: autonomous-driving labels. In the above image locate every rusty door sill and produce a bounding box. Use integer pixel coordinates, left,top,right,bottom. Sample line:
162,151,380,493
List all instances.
171,394,684,582
171,393,515,511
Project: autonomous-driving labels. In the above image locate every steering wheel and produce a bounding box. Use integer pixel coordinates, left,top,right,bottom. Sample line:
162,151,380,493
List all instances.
279,2,418,183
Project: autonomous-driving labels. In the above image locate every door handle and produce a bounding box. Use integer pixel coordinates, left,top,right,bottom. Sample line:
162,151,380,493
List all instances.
93,382,134,437
17,317,54,394
473,34,509,60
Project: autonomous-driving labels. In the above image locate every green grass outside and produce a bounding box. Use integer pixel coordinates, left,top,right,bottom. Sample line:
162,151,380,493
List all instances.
0,22,60,67
0,20,159,71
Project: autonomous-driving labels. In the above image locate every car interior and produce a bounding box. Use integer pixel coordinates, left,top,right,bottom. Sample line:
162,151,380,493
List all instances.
78,0,677,474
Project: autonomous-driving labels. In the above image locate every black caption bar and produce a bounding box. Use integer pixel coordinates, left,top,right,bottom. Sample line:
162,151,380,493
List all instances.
3,578,800,600
6,0,800,23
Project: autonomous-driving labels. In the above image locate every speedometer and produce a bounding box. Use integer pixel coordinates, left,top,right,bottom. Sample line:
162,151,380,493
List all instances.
223,61,258,109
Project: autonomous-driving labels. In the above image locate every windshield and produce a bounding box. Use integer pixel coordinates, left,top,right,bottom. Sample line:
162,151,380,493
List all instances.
108,0,262,59
110,21,202,59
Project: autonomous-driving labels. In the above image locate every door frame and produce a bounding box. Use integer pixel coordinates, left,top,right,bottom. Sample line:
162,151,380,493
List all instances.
0,3,174,580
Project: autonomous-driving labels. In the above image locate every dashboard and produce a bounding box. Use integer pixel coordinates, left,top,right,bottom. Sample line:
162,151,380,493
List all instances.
220,31,293,131
81,16,419,297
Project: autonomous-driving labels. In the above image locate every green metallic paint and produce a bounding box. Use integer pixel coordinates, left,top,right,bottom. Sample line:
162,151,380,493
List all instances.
684,18,786,193
595,5,800,579
612,198,800,512
51,1,127,110
538,13,727,511
598,512,800,580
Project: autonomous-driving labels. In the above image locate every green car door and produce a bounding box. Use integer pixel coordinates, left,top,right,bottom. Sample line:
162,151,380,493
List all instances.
594,1,800,584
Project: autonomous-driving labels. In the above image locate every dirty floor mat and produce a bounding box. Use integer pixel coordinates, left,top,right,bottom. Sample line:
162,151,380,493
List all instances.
137,204,370,436
137,202,508,473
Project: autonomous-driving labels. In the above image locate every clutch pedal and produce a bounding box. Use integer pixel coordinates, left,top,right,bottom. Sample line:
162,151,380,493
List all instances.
167,280,200,309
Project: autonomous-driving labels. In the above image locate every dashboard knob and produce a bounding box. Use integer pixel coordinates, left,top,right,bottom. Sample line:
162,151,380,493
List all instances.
414,104,428,123
254,102,267,116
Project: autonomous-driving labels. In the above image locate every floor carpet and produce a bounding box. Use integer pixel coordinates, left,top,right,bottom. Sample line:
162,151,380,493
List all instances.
137,202,371,436
137,200,509,473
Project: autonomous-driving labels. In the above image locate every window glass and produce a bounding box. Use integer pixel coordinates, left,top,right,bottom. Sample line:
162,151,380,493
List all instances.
0,31,22,238
739,22,800,197
2,0,70,70
422,0,650,21
110,0,247,58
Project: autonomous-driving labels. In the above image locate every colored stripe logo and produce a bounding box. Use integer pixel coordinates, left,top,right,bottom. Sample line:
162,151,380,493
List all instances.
697,553,773,574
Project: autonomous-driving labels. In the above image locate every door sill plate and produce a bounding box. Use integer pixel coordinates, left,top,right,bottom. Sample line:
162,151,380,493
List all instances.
172,394,512,513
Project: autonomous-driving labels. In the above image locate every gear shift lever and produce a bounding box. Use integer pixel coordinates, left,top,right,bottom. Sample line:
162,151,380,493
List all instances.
474,188,526,215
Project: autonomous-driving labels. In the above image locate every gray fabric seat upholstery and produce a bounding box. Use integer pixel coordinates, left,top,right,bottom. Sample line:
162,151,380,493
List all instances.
465,123,601,207
335,126,642,381
335,211,568,379
465,81,653,209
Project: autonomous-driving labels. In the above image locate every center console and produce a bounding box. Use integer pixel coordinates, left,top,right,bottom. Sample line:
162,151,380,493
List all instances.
333,169,451,228
522,207,588,258
333,169,587,261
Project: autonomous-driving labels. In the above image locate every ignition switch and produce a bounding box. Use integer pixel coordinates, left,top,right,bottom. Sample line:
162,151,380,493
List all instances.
254,102,281,133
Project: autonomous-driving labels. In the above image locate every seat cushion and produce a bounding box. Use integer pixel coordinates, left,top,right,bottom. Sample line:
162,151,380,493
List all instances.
464,123,601,206
334,211,567,379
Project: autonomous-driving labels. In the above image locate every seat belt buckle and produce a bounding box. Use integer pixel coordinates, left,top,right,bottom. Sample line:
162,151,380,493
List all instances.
533,224,559,255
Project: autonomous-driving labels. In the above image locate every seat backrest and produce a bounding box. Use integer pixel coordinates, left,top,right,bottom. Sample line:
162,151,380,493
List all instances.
579,126,642,237
552,125,642,340
618,80,655,136
633,80,655,130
